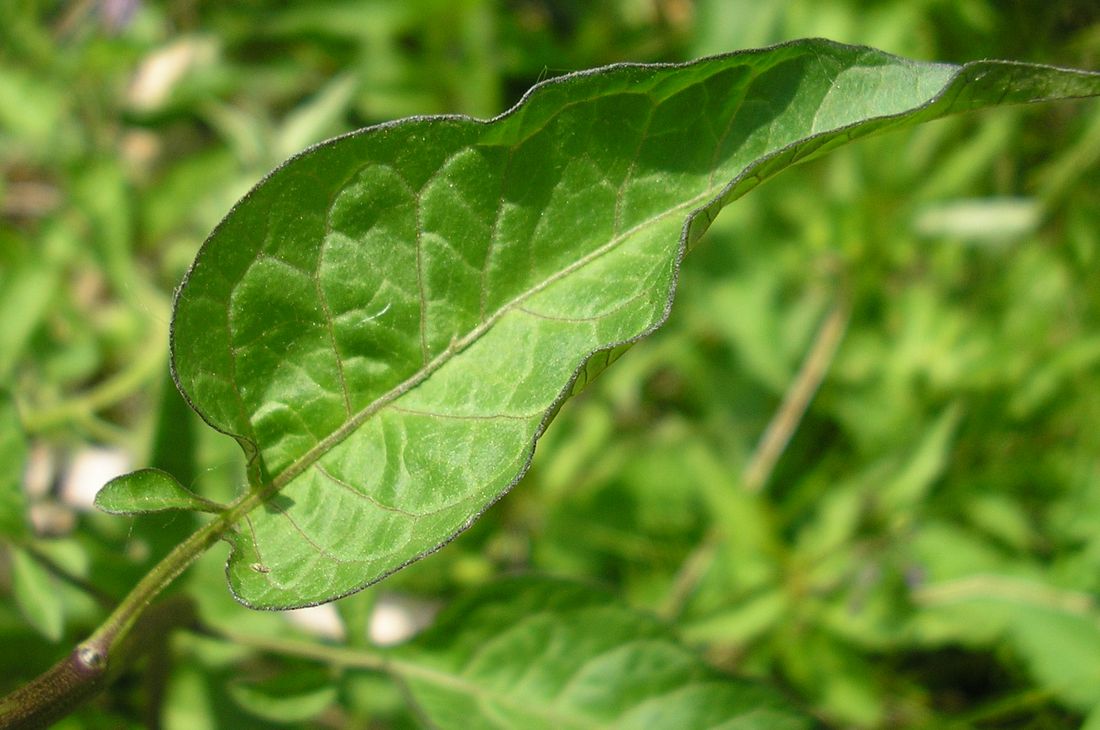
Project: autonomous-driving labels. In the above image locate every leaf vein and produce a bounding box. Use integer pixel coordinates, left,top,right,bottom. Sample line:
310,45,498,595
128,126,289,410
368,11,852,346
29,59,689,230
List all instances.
314,464,419,518
612,102,656,236
388,404,542,422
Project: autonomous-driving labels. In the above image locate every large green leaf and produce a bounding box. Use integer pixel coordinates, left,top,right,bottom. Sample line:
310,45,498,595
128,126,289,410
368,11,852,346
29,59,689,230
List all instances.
169,38,1100,608
390,576,813,729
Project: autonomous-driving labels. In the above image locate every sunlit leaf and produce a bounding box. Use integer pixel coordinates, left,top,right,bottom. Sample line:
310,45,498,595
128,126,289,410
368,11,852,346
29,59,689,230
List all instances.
169,38,1100,608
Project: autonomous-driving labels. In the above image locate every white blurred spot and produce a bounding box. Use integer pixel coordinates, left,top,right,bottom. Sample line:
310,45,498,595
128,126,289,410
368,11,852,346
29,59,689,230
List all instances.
284,603,345,641
913,197,1040,245
29,502,75,536
128,37,218,112
60,447,131,511
369,594,439,646
23,443,56,499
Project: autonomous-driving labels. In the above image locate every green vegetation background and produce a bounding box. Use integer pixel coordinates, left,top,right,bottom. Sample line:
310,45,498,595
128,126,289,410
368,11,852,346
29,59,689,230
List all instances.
2,1,1099,727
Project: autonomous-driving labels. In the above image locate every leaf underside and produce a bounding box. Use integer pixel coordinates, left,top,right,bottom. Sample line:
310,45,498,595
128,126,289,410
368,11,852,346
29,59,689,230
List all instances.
168,38,1100,609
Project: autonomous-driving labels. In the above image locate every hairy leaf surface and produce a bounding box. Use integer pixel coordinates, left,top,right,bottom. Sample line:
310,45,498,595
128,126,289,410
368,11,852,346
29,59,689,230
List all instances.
169,38,1100,608
391,576,813,729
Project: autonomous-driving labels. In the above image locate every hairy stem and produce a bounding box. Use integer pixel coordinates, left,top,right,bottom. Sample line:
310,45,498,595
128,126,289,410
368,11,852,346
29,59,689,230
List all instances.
0,595,198,729
0,495,250,728
0,644,110,730
81,511,229,653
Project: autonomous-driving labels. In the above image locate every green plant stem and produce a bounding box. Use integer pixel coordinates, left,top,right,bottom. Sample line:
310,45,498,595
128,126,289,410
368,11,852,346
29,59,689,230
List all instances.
741,294,850,494
951,688,1058,727
0,495,251,728
658,530,723,620
0,595,198,729
209,622,531,706
208,626,388,672
21,325,166,434
913,574,1099,618
0,643,110,730
80,513,227,654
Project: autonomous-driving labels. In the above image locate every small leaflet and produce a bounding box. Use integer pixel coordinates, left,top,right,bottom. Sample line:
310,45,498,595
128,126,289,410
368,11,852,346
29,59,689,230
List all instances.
94,467,223,515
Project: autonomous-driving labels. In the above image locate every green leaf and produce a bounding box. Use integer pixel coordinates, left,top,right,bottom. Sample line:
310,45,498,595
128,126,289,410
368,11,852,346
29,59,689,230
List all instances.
0,390,28,539
878,403,961,514
0,262,56,383
94,468,223,515
169,38,1100,608
228,665,338,724
390,576,813,729
10,547,64,642
914,570,1100,710
1009,606,1100,710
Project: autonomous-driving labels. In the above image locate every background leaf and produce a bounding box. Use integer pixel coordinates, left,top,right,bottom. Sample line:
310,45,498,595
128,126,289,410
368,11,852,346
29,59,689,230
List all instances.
391,576,813,729
9,547,64,642
227,665,338,724
170,39,1100,609
0,391,28,539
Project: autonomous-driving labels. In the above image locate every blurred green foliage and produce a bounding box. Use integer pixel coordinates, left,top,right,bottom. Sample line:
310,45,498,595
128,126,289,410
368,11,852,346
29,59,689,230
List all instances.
1,1,1099,727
